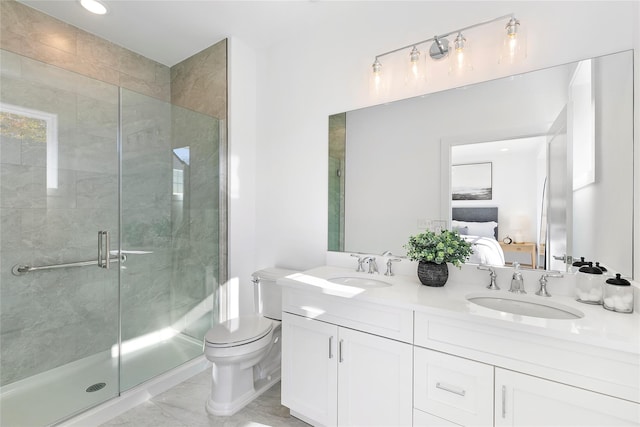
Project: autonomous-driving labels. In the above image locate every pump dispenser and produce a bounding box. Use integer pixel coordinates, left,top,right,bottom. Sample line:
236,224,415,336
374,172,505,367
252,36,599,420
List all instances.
508,262,526,294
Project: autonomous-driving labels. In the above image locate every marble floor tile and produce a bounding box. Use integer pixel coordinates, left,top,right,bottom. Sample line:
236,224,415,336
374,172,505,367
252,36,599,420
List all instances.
100,371,310,427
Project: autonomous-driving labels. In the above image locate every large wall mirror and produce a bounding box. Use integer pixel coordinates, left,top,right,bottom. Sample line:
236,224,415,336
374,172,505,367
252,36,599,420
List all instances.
328,50,633,278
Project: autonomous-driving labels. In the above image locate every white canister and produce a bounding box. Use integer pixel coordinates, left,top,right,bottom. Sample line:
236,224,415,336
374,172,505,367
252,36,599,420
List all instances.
603,274,634,313
575,262,603,304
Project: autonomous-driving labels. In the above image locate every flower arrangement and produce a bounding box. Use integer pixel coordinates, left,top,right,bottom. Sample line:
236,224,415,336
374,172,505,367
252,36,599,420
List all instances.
404,229,473,267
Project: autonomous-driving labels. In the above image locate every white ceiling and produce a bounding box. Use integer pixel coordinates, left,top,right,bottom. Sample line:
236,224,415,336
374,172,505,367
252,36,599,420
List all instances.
18,0,346,66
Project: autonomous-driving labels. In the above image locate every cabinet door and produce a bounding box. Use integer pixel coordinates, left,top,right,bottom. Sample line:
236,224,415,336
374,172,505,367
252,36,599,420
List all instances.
282,312,338,426
414,347,493,427
337,327,413,427
496,368,640,426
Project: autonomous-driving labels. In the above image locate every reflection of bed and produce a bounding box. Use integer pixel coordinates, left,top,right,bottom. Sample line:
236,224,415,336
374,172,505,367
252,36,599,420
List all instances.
452,207,505,266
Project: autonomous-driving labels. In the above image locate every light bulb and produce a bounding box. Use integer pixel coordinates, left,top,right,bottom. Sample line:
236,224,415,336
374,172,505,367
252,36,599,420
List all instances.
405,46,425,87
369,58,385,97
449,33,472,76
500,17,526,65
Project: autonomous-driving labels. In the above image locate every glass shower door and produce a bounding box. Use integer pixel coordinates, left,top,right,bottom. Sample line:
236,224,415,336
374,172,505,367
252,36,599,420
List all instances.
0,50,120,426
119,89,218,390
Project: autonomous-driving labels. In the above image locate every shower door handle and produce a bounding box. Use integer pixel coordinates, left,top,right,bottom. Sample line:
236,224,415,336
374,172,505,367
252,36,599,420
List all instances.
98,231,111,269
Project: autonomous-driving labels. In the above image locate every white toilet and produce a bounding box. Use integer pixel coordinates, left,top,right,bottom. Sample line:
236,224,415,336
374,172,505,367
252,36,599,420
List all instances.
203,268,297,416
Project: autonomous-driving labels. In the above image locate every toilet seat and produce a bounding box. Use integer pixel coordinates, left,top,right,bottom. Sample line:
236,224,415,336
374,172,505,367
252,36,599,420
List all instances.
205,315,273,348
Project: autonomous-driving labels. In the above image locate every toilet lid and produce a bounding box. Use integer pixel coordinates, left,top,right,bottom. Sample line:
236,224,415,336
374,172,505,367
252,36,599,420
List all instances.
205,316,273,347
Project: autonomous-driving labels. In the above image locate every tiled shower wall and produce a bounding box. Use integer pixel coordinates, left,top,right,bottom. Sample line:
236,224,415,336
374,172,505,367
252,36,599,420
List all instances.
0,0,171,101
0,49,121,385
0,0,226,386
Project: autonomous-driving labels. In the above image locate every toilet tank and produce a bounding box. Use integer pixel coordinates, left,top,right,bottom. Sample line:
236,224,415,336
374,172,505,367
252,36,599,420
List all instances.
252,268,299,320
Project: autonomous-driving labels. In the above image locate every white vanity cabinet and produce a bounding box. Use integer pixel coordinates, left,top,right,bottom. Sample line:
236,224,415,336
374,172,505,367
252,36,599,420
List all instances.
496,368,640,427
414,311,640,427
414,346,640,427
280,288,414,427
282,312,413,426
280,267,639,427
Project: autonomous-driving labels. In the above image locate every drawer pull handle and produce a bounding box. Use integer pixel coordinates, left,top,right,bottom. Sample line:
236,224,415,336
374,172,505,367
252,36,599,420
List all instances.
436,382,466,397
339,339,344,363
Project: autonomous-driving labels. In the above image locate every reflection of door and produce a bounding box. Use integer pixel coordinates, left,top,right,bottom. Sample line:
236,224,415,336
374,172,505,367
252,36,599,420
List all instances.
547,108,571,271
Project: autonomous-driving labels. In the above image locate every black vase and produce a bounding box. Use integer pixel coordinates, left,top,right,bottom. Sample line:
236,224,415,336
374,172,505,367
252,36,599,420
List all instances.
417,261,449,287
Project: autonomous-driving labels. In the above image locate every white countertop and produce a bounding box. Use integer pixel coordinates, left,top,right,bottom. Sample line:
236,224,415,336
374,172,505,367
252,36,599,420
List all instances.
279,264,640,354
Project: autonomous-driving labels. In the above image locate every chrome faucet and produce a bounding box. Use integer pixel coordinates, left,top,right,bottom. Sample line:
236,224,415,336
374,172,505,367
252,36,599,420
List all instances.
384,258,402,276
536,271,563,297
477,264,499,290
381,250,393,256
509,262,526,294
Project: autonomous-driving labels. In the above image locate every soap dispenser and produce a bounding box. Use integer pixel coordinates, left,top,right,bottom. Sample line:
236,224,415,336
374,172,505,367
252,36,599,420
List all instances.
509,262,526,294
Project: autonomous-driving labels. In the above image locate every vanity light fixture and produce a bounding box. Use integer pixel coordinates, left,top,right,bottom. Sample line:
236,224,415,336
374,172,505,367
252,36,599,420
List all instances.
80,0,108,15
370,14,524,85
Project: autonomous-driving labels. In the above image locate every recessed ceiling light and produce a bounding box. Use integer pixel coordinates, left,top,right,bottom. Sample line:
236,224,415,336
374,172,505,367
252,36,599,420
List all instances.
80,0,107,15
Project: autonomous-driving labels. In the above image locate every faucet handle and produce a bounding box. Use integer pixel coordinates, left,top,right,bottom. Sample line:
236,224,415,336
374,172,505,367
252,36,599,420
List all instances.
477,264,499,290
351,254,365,272
536,271,563,297
384,258,402,276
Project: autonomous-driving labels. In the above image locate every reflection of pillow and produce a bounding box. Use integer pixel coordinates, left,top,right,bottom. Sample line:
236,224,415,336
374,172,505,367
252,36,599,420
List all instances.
452,220,498,239
453,226,469,235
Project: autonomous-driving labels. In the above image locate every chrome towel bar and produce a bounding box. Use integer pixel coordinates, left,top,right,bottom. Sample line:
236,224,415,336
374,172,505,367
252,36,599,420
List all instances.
11,254,126,276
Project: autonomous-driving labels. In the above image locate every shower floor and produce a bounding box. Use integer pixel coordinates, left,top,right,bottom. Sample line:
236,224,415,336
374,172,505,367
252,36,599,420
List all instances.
0,333,203,427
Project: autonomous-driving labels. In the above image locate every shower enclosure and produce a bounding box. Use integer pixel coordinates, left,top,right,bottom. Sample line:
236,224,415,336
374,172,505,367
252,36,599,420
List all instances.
0,49,221,426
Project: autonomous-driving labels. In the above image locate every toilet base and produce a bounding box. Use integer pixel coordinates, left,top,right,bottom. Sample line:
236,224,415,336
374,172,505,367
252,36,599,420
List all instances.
205,371,280,416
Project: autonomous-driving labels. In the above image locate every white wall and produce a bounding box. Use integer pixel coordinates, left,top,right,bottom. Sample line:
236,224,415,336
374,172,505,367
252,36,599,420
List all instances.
227,37,259,317
230,1,638,314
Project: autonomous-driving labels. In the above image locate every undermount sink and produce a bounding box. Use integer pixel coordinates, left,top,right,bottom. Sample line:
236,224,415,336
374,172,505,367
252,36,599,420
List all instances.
466,293,584,320
328,276,392,288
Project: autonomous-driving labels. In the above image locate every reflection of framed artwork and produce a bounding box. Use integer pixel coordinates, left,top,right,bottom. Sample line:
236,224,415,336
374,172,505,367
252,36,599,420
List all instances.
452,162,492,200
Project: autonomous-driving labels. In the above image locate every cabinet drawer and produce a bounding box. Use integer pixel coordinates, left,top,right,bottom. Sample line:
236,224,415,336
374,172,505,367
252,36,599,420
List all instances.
414,347,493,427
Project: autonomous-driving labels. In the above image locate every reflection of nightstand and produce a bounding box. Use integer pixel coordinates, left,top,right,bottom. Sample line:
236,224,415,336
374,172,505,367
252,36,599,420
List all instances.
499,242,537,269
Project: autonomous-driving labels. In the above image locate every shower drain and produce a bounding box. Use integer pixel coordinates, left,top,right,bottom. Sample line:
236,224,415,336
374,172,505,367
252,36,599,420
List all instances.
86,382,107,393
